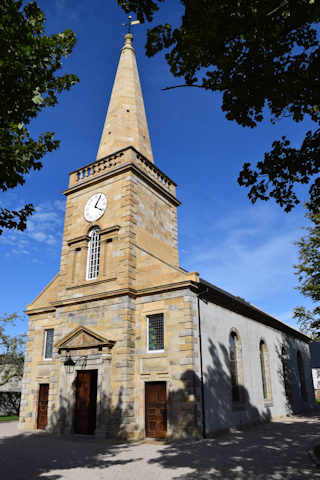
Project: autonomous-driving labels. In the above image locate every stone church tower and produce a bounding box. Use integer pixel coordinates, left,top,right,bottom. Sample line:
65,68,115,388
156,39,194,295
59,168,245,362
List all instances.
19,33,201,439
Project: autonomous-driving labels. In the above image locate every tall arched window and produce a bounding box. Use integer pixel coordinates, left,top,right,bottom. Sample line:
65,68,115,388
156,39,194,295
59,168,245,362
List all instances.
297,351,307,401
86,227,100,280
281,345,291,400
260,340,272,401
229,331,243,402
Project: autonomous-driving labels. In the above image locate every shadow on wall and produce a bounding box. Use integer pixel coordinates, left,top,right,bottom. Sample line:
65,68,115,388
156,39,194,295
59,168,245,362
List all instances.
157,339,273,439
202,340,271,434
275,337,296,414
48,385,133,440
23,335,314,441
276,335,315,415
0,392,20,416
39,338,274,440
103,387,135,439
168,369,202,438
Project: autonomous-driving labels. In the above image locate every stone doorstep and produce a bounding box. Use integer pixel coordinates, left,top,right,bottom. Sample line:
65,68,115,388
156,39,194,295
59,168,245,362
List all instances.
141,437,167,446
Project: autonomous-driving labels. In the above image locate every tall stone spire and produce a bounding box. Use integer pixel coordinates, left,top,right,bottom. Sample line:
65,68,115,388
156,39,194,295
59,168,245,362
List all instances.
96,33,154,162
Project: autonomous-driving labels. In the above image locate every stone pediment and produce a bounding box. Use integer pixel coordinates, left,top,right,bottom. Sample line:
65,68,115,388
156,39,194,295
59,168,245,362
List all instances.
55,326,115,352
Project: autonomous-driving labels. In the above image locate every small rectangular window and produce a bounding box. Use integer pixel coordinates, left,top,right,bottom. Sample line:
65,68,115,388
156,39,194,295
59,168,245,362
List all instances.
44,329,54,360
147,314,164,352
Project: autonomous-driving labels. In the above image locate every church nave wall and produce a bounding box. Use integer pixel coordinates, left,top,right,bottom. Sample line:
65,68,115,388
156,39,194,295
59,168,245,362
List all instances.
198,299,314,435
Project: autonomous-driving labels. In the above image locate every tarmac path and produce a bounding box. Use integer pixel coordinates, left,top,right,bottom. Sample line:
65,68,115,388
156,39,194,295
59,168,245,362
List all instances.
1,412,320,480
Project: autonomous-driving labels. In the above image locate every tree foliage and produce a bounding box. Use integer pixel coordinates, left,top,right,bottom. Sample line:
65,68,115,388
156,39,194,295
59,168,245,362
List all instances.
294,212,320,339
295,212,320,302
293,306,320,341
0,313,25,387
0,0,79,234
118,0,320,213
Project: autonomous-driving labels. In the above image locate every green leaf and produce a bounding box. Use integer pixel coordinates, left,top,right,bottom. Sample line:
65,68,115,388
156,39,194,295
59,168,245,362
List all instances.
0,0,79,234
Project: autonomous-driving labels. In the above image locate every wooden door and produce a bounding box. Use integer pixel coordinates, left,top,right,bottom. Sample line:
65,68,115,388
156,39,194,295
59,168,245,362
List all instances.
74,370,97,435
37,384,49,430
145,382,167,438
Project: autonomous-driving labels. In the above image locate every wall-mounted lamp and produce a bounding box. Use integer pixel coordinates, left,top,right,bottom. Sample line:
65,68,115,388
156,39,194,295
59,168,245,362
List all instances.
64,355,76,374
63,354,87,374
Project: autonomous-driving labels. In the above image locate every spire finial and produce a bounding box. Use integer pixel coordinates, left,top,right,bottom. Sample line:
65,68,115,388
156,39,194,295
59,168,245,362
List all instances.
124,33,133,48
122,15,140,35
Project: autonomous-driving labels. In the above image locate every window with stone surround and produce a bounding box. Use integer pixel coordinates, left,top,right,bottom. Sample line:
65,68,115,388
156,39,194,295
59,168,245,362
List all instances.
260,340,272,402
147,314,164,352
43,328,54,360
86,226,100,280
229,330,243,403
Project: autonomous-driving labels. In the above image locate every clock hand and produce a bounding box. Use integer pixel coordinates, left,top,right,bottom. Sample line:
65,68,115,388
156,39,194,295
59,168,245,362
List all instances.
94,195,101,208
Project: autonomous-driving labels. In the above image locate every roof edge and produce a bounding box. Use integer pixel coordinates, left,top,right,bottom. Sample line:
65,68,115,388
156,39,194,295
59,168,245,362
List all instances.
199,278,311,343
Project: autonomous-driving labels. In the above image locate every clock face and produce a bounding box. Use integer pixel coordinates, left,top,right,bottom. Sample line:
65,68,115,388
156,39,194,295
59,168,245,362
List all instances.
84,193,107,222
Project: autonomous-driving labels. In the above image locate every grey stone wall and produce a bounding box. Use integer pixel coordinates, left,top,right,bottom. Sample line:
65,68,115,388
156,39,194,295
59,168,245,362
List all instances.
198,298,315,435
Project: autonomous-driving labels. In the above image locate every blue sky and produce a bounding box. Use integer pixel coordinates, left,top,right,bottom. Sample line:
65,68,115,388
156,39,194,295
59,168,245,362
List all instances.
1,0,315,338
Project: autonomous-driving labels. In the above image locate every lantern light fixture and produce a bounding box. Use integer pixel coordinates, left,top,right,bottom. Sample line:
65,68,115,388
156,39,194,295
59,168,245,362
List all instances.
64,355,76,374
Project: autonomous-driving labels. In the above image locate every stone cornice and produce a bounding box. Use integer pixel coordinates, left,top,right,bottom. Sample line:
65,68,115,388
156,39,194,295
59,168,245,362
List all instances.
64,148,181,208
67,225,120,247
100,225,120,237
26,280,198,315
67,234,89,246
135,281,199,297
50,287,137,308
66,277,117,290
24,306,56,315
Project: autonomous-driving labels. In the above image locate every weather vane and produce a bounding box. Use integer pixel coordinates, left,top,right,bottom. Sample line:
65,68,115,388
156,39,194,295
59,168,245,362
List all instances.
122,15,140,34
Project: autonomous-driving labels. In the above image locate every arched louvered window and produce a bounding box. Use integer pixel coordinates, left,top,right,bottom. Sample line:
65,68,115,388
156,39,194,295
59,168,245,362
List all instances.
297,351,307,401
281,345,291,400
86,227,100,280
260,340,272,401
229,331,243,402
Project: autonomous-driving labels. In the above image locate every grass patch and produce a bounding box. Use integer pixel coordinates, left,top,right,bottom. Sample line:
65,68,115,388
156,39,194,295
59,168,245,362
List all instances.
0,415,19,422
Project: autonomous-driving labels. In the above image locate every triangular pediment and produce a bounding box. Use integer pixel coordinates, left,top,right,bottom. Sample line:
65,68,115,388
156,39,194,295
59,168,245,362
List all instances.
55,326,115,351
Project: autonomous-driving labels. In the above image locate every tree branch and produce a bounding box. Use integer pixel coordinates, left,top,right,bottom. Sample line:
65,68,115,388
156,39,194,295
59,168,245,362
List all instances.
162,84,206,91
0,372,18,387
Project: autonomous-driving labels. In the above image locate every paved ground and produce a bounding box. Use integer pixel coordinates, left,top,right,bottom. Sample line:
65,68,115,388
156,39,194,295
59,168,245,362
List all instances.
1,413,320,480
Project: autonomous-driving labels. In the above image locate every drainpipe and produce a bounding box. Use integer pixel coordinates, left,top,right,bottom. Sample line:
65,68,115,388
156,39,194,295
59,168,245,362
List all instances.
197,287,208,438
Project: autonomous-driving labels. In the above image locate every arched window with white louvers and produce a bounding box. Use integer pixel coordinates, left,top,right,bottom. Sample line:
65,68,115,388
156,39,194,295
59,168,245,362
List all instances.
86,226,100,280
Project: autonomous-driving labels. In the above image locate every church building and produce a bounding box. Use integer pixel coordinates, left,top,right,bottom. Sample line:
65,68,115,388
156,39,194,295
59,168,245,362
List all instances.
19,33,314,440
